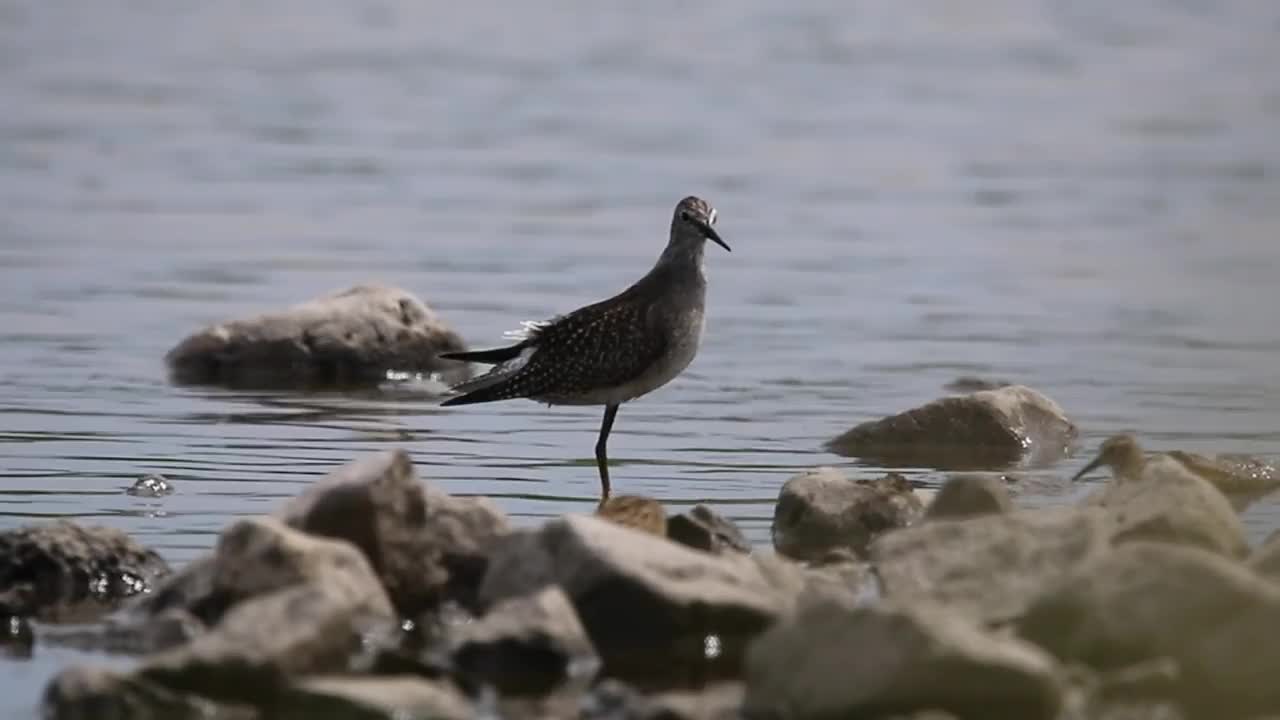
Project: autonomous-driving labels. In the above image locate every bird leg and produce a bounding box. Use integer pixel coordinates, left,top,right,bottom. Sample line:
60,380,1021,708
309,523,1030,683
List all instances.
595,404,619,505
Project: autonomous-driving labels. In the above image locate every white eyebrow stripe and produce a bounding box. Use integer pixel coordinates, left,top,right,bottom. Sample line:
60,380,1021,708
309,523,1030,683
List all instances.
708,208,718,224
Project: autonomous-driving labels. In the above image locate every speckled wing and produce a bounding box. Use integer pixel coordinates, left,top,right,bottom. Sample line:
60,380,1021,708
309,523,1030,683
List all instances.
522,298,670,397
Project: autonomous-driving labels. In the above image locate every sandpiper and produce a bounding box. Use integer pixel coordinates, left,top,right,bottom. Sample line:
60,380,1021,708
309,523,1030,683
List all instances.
438,196,730,502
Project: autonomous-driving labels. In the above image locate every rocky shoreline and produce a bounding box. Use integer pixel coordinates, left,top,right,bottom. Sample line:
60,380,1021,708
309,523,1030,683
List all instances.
5,286,1279,719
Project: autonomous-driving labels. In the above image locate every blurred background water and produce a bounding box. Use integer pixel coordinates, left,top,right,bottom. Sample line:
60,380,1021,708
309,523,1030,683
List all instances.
2,0,1279,714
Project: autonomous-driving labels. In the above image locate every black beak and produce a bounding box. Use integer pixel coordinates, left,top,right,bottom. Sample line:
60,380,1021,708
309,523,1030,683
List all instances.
694,218,731,252
1070,456,1103,483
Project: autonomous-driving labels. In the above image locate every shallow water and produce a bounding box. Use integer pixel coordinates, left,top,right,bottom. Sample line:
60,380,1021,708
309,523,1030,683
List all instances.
3,0,1280,714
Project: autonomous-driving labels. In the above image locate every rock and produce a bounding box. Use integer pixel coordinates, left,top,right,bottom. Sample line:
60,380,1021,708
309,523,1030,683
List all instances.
39,607,204,656
449,586,598,695
1166,449,1280,505
164,284,469,389
42,666,258,720
1084,457,1248,558
743,601,1063,720
1016,542,1280,716
0,520,169,622
585,679,744,720
870,508,1110,625
943,376,1013,393
1248,530,1280,579
277,449,506,615
131,555,222,625
277,675,473,720
479,515,805,681
772,469,923,562
596,495,668,537
127,474,174,498
925,474,1013,520
668,505,750,555
825,385,1076,467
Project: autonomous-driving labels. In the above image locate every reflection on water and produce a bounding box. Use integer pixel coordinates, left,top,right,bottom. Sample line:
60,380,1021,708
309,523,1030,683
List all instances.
3,0,1280,714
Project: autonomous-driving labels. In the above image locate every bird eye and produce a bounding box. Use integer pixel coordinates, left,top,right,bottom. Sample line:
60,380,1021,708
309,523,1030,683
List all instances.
679,210,692,222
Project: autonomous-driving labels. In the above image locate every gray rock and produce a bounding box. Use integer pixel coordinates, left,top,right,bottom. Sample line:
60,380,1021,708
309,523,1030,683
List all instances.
164,284,469,388
480,515,805,680
131,555,222,625
127,474,174,498
38,607,204,656
585,679,744,720
1017,542,1280,716
772,469,922,562
743,601,1063,720
925,474,1013,520
1085,461,1248,558
42,666,258,720
278,449,510,614
826,385,1076,467
870,508,1110,625
0,520,169,622
667,504,750,555
277,675,473,720
449,585,598,694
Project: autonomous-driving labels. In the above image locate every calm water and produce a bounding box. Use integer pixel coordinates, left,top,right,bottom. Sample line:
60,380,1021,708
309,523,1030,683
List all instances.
3,0,1280,714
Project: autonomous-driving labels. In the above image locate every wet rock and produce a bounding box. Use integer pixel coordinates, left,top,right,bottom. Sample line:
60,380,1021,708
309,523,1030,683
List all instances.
1167,449,1280,506
1084,457,1248,558
1017,542,1280,716
277,675,473,720
449,585,598,695
743,601,1063,720
826,385,1076,467
480,514,805,681
596,495,668,537
943,376,1013,393
277,449,510,614
42,666,258,720
585,678,744,720
39,607,204,656
668,505,750,555
164,284,469,389
870,508,1110,625
131,555,221,625
772,469,923,562
925,474,1013,520
0,520,169,622
127,473,174,498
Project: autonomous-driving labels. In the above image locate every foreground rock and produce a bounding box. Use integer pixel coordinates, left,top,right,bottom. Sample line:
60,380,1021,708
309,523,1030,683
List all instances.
0,520,169,622
480,514,806,681
164,284,469,388
743,601,1063,720
668,505,750,555
278,449,508,614
1084,457,1248,558
870,508,1110,625
587,679,744,720
924,474,1013,520
772,469,922,562
449,586,598,694
1017,542,1280,716
596,495,668,537
278,675,473,720
826,385,1076,467
43,666,257,720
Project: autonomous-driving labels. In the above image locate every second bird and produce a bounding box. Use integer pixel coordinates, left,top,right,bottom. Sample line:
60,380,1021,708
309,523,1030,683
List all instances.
438,196,730,503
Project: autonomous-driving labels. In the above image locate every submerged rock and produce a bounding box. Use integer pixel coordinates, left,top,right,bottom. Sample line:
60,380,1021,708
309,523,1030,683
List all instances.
127,474,174,498
772,469,922,562
826,385,1076,467
479,514,804,681
164,284,469,389
596,495,668,537
743,601,1063,720
925,474,1013,520
1017,542,1280,716
870,508,1110,625
449,585,597,695
0,520,169,622
668,505,750,555
43,666,258,720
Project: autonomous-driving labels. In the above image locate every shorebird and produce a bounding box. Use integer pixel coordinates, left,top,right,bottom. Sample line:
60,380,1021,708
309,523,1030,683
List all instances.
438,196,730,502
1074,433,1280,503
1071,434,1148,483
